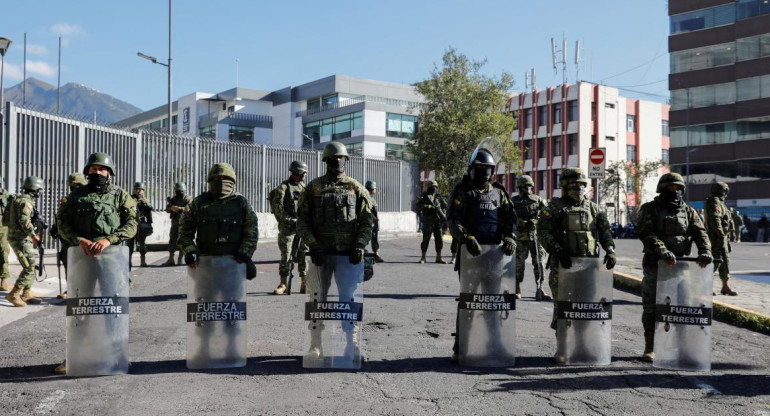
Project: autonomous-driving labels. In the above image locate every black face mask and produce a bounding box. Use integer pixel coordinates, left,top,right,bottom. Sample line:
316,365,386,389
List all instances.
471,166,492,187
70,184,82,192
519,186,532,196
326,158,346,175
175,190,185,197
661,188,683,202
427,187,437,195
87,173,109,191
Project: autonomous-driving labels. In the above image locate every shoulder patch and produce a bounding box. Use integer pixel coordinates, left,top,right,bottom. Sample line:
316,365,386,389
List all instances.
60,197,67,205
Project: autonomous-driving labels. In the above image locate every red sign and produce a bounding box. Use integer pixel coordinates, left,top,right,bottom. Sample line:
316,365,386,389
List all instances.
590,148,605,165
588,147,606,179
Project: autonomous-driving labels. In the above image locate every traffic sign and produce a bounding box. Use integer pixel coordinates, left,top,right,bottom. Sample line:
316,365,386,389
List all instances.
588,147,606,179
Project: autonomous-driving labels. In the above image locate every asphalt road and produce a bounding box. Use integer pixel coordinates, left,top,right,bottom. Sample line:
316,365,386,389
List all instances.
0,236,768,415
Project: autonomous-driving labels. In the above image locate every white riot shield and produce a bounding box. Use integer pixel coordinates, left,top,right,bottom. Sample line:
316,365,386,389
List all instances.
556,257,613,366
458,244,517,367
303,255,364,370
187,256,247,369
66,246,130,377
654,260,713,371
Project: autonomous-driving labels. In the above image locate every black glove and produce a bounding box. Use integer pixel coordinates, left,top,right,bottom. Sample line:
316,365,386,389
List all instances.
184,251,199,266
556,248,572,269
502,238,516,256
349,248,364,264
603,251,616,270
235,252,257,280
465,236,482,257
697,252,713,266
660,250,676,263
309,248,325,266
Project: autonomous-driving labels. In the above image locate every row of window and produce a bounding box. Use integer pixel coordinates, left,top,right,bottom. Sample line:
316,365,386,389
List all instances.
521,135,578,159
670,0,770,36
303,111,364,144
672,158,770,183
671,75,770,110
522,100,578,128
670,118,770,146
386,113,418,139
670,34,770,74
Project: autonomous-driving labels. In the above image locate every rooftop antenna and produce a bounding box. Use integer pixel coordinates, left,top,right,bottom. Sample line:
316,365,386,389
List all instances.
575,40,582,83
551,35,569,85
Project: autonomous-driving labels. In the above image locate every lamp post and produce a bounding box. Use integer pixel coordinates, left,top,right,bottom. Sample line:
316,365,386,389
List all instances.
0,37,12,133
137,0,172,134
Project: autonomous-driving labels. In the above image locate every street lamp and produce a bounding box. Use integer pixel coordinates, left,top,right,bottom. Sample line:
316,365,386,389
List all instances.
0,37,12,132
137,0,172,134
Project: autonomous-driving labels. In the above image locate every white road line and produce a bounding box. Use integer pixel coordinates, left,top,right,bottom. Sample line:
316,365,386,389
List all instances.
34,390,66,414
693,378,722,396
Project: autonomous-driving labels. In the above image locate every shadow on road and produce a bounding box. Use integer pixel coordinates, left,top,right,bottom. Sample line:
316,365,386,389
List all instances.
130,294,187,303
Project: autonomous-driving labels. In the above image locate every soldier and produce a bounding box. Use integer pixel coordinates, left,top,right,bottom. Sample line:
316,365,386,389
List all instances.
296,142,373,360
417,180,448,264
270,161,308,295
129,182,153,268
365,180,384,263
162,182,192,266
4,176,45,307
704,182,737,296
0,178,11,292
511,175,550,300
447,146,517,363
730,207,743,243
55,152,137,374
537,167,616,363
637,173,712,362
51,173,88,299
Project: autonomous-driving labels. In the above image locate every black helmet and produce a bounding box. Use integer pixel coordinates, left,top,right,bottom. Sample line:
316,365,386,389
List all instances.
468,149,495,169
134,182,146,190
83,152,115,176
365,180,377,190
289,160,308,175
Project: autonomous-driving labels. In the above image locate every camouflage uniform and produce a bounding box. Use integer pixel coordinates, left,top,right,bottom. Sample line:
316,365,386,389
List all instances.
164,184,193,266
270,174,307,294
416,180,447,263
52,172,88,298
365,180,384,263
128,183,153,267
0,187,11,291
511,175,548,299
637,172,711,361
704,182,736,295
7,193,40,293
730,208,743,242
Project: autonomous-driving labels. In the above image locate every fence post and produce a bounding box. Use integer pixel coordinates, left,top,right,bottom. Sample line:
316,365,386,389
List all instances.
5,102,17,194
398,161,403,212
362,156,367,185
317,150,322,176
135,130,143,182
260,144,267,212
194,136,200,196
76,121,86,172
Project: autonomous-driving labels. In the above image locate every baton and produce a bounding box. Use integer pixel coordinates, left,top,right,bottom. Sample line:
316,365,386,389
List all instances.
675,257,723,264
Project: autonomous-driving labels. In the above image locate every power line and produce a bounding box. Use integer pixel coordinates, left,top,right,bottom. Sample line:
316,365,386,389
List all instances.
599,52,668,82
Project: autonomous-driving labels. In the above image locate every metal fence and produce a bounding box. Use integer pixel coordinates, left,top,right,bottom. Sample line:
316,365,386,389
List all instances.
2,103,419,248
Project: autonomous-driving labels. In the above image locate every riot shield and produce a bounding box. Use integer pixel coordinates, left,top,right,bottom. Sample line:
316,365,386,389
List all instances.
457,244,517,367
653,260,713,371
187,256,247,369
303,255,364,370
556,257,613,365
66,246,130,376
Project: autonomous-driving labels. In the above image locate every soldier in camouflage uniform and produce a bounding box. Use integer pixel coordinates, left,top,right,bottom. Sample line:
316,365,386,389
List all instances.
731,208,743,242
365,180,384,263
537,167,616,363
178,163,258,279
50,172,88,299
4,176,46,307
637,172,712,361
0,178,12,292
704,182,737,296
512,175,550,300
417,180,448,264
129,182,153,268
270,161,308,295
162,182,193,266
297,142,373,360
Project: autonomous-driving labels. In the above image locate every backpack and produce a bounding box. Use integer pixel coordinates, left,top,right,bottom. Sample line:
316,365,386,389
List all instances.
1,194,18,227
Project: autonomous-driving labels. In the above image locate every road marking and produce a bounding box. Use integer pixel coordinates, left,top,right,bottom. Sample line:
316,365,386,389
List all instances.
693,378,722,396
34,390,66,414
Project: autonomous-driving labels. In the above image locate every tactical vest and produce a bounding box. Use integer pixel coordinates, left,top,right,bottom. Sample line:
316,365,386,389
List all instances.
653,201,692,256
195,194,245,255
513,195,541,232
71,187,122,240
555,198,598,257
283,182,303,218
464,188,503,244
312,186,358,235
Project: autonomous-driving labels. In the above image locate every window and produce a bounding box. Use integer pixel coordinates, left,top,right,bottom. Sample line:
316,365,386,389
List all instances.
662,120,670,137
605,102,615,109
553,136,562,157
538,106,547,126
524,108,532,128
672,158,770,183
553,169,561,189
627,115,636,132
606,136,615,142
345,141,363,156
322,94,338,107
737,0,770,21
385,143,414,161
536,171,545,192
568,100,578,122
307,98,321,112
523,140,531,160
199,125,215,139
737,75,770,102
662,149,670,164
626,177,635,193
568,134,578,155
670,42,736,73
538,138,546,158
671,82,736,110
553,103,562,124
669,3,735,35
626,145,637,162
670,122,738,147
304,111,364,142
737,33,770,61
229,125,253,142
386,113,416,138
591,102,596,121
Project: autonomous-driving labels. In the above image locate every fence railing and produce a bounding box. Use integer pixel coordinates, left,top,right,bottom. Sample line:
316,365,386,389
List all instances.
2,103,419,248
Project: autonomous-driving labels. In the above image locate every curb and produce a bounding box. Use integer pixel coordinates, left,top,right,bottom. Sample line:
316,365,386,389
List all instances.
613,271,770,335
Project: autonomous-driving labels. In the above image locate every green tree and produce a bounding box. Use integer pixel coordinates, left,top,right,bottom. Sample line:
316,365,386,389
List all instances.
410,47,520,193
599,159,666,224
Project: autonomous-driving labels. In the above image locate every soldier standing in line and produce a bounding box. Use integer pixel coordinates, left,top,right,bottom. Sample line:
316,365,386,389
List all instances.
162,182,193,266
730,207,743,243
704,182,737,296
511,175,550,300
50,172,88,299
637,173,712,362
0,178,12,292
365,180,384,263
129,182,153,268
4,176,46,307
54,152,137,374
537,167,616,363
270,161,308,295
417,180,448,264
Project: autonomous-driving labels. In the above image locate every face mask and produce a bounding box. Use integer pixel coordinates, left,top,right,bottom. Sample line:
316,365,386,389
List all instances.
209,179,235,199
326,158,346,175
427,187,437,195
566,185,585,201
661,188,683,202
519,186,532,196
87,173,109,191
70,184,82,192
471,166,492,187
175,190,185,197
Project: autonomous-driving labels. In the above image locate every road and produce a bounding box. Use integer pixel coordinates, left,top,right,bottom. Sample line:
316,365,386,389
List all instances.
0,236,768,415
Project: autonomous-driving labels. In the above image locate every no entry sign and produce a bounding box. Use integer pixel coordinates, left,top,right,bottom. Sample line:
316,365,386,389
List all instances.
588,147,606,179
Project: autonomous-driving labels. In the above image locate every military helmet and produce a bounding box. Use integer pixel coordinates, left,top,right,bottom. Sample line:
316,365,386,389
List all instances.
711,181,729,196
365,180,377,190
22,176,45,191
67,172,87,187
517,175,534,188
427,180,438,189
468,149,495,169
559,167,588,188
656,172,686,193
174,182,187,192
289,160,308,175
82,152,115,176
207,163,237,183
134,182,146,190
321,142,350,161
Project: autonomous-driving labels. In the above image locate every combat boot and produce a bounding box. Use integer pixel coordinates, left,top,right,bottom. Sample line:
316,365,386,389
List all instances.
0,277,12,292
515,282,522,299
54,361,66,375
435,251,447,264
642,332,655,362
299,276,306,294
161,252,175,267
344,330,361,360
176,252,183,265
273,283,287,295
5,287,27,307
140,254,147,267
720,280,738,296
419,251,427,264
21,288,43,304
373,251,384,263
305,328,323,360
539,285,552,301
56,291,68,299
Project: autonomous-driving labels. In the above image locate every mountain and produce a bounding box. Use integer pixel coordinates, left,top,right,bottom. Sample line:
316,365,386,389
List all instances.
3,78,142,124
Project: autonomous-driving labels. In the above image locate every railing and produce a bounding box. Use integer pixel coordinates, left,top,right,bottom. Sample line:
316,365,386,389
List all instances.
198,110,272,126
295,95,423,118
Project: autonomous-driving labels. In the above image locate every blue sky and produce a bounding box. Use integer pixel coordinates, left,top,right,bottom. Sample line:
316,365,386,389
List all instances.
2,0,671,111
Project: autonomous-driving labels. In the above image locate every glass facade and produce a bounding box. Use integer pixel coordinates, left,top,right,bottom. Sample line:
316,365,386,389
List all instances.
386,113,418,139
662,120,670,137
673,158,770,183
737,33,770,61
303,111,363,144
670,42,735,73
385,143,415,161
345,141,363,156
670,4,735,35
671,82,736,110
199,125,215,139
229,125,253,142
737,0,770,20
737,75,770,101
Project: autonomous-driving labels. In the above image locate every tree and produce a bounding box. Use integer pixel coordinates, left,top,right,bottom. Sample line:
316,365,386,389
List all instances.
599,159,666,224
409,47,520,193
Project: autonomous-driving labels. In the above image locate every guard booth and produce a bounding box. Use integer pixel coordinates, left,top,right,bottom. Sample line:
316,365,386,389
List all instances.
556,257,613,365
65,246,130,376
457,245,517,367
187,256,247,369
654,260,714,371
303,254,364,370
